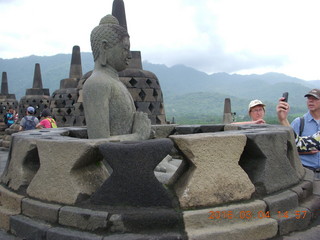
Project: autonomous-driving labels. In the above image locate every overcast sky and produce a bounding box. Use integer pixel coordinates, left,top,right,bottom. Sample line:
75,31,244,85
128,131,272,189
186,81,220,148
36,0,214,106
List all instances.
1,0,320,80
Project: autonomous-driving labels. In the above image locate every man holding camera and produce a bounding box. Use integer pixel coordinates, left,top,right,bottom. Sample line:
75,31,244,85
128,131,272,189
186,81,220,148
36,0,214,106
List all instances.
277,89,320,175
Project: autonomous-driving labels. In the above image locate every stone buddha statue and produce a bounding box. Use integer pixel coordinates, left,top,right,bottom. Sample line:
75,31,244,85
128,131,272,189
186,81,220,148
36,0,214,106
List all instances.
83,15,151,140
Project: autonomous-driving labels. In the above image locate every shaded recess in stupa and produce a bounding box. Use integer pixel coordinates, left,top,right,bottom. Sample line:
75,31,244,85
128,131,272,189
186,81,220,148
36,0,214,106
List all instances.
50,45,85,127
0,72,18,123
18,63,50,118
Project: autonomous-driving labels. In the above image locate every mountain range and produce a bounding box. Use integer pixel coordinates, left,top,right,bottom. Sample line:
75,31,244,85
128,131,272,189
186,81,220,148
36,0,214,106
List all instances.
0,53,319,124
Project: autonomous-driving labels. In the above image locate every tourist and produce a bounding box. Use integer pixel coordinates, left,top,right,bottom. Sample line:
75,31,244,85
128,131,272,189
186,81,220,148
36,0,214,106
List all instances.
4,107,15,127
19,106,39,131
82,14,150,140
277,89,320,176
36,109,57,128
232,99,266,124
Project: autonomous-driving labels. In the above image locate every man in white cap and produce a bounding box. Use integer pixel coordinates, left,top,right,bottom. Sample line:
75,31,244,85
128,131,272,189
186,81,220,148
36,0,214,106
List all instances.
232,99,266,124
277,88,320,175
19,106,39,131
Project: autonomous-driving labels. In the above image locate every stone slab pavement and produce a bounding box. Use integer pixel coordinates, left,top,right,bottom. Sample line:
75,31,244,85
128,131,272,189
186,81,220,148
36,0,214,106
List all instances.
0,147,319,240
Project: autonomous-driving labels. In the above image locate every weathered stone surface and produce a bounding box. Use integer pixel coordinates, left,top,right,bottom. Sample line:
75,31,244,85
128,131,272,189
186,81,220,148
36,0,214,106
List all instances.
0,207,18,231
170,132,255,208
22,198,61,223
91,139,175,207
150,124,177,138
0,184,24,231
263,190,299,215
108,208,182,233
1,134,39,190
155,156,186,185
59,206,108,231
238,126,305,196
47,227,103,240
27,139,109,205
10,215,52,240
183,200,278,240
83,15,151,140
275,207,312,235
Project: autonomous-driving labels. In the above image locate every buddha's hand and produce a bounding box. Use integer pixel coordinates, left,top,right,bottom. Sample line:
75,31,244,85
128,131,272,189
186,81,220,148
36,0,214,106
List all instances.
132,111,151,140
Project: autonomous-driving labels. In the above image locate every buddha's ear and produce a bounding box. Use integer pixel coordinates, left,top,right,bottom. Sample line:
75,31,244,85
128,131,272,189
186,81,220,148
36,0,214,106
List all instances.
100,40,109,67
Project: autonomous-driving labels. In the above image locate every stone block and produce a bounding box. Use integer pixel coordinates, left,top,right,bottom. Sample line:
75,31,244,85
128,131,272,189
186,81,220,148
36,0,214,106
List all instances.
263,190,299,215
0,185,24,211
108,208,182,233
300,195,320,219
10,215,52,240
183,200,278,240
151,124,177,138
200,124,225,132
0,207,19,231
304,168,315,182
239,127,304,196
22,198,61,223
174,125,202,134
47,227,103,240
1,135,39,190
170,132,255,208
313,180,320,196
27,139,109,205
91,139,175,207
59,206,109,231
275,207,312,235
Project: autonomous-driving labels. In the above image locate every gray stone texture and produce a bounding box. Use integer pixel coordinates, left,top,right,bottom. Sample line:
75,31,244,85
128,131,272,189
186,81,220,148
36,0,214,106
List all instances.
90,139,175,207
0,184,24,231
107,208,183,234
22,198,61,223
237,126,305,196
276,207,312,235
10,214,52,240
183,200,278,240
1,134,40,190
170,132,255,209
59,206,109,231
18,63,50,119
47,227,103,240
263,190,299,215
83,15,151,140
27,138,109,205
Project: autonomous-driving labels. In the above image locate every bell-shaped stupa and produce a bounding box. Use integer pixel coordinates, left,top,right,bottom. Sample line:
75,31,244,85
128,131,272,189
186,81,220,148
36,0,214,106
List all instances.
18,63,50,118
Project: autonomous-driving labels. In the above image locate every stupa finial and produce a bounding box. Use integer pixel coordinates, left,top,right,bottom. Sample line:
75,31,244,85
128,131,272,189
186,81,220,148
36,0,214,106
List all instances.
112,0,127,31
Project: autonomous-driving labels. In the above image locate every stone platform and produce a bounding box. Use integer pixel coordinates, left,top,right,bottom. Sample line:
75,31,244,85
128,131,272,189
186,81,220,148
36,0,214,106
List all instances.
0,124,319,239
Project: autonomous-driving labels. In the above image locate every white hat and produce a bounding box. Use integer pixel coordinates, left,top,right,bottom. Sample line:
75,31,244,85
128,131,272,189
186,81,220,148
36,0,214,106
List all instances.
248,100,265,112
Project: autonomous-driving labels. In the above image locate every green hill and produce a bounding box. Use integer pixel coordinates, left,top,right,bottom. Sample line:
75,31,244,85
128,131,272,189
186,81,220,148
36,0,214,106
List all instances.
0,54,319,124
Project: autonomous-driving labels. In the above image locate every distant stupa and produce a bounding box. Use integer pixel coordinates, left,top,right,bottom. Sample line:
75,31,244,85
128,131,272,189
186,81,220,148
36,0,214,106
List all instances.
18,63,50,118
50,45,84,127
113,0,167,124
0,72,18,124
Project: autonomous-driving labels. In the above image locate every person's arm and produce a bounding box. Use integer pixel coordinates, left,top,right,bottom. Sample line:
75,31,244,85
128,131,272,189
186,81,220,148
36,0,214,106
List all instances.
276,98,290,126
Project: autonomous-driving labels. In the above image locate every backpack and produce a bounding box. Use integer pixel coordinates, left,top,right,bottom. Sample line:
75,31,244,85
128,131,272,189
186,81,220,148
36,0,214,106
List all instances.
47,118,57,128
24,116,36,130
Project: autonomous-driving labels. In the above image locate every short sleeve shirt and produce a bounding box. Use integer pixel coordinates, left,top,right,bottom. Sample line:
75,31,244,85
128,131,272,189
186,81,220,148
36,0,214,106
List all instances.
39,118,52,128
291,111,320,168
20,115,39,129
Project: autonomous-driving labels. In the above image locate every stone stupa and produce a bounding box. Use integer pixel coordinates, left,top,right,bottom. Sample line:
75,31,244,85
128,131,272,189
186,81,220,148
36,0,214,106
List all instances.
113,0,167,124
18,63,50,118
50,45,85,127
0,72,18,125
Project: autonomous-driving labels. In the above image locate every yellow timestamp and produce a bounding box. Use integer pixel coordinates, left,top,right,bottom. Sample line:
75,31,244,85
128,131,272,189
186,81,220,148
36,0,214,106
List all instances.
208,210,308,220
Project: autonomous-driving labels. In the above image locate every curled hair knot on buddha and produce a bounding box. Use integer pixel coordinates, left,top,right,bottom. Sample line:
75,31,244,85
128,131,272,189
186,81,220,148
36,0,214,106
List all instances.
90,14,129,61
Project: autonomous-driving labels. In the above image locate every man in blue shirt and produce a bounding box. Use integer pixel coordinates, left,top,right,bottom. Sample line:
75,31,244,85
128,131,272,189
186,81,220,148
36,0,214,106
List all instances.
277,89,320,174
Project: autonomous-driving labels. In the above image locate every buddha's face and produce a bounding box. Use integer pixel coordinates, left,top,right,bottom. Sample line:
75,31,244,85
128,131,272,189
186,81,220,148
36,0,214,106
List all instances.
107,36,131,72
